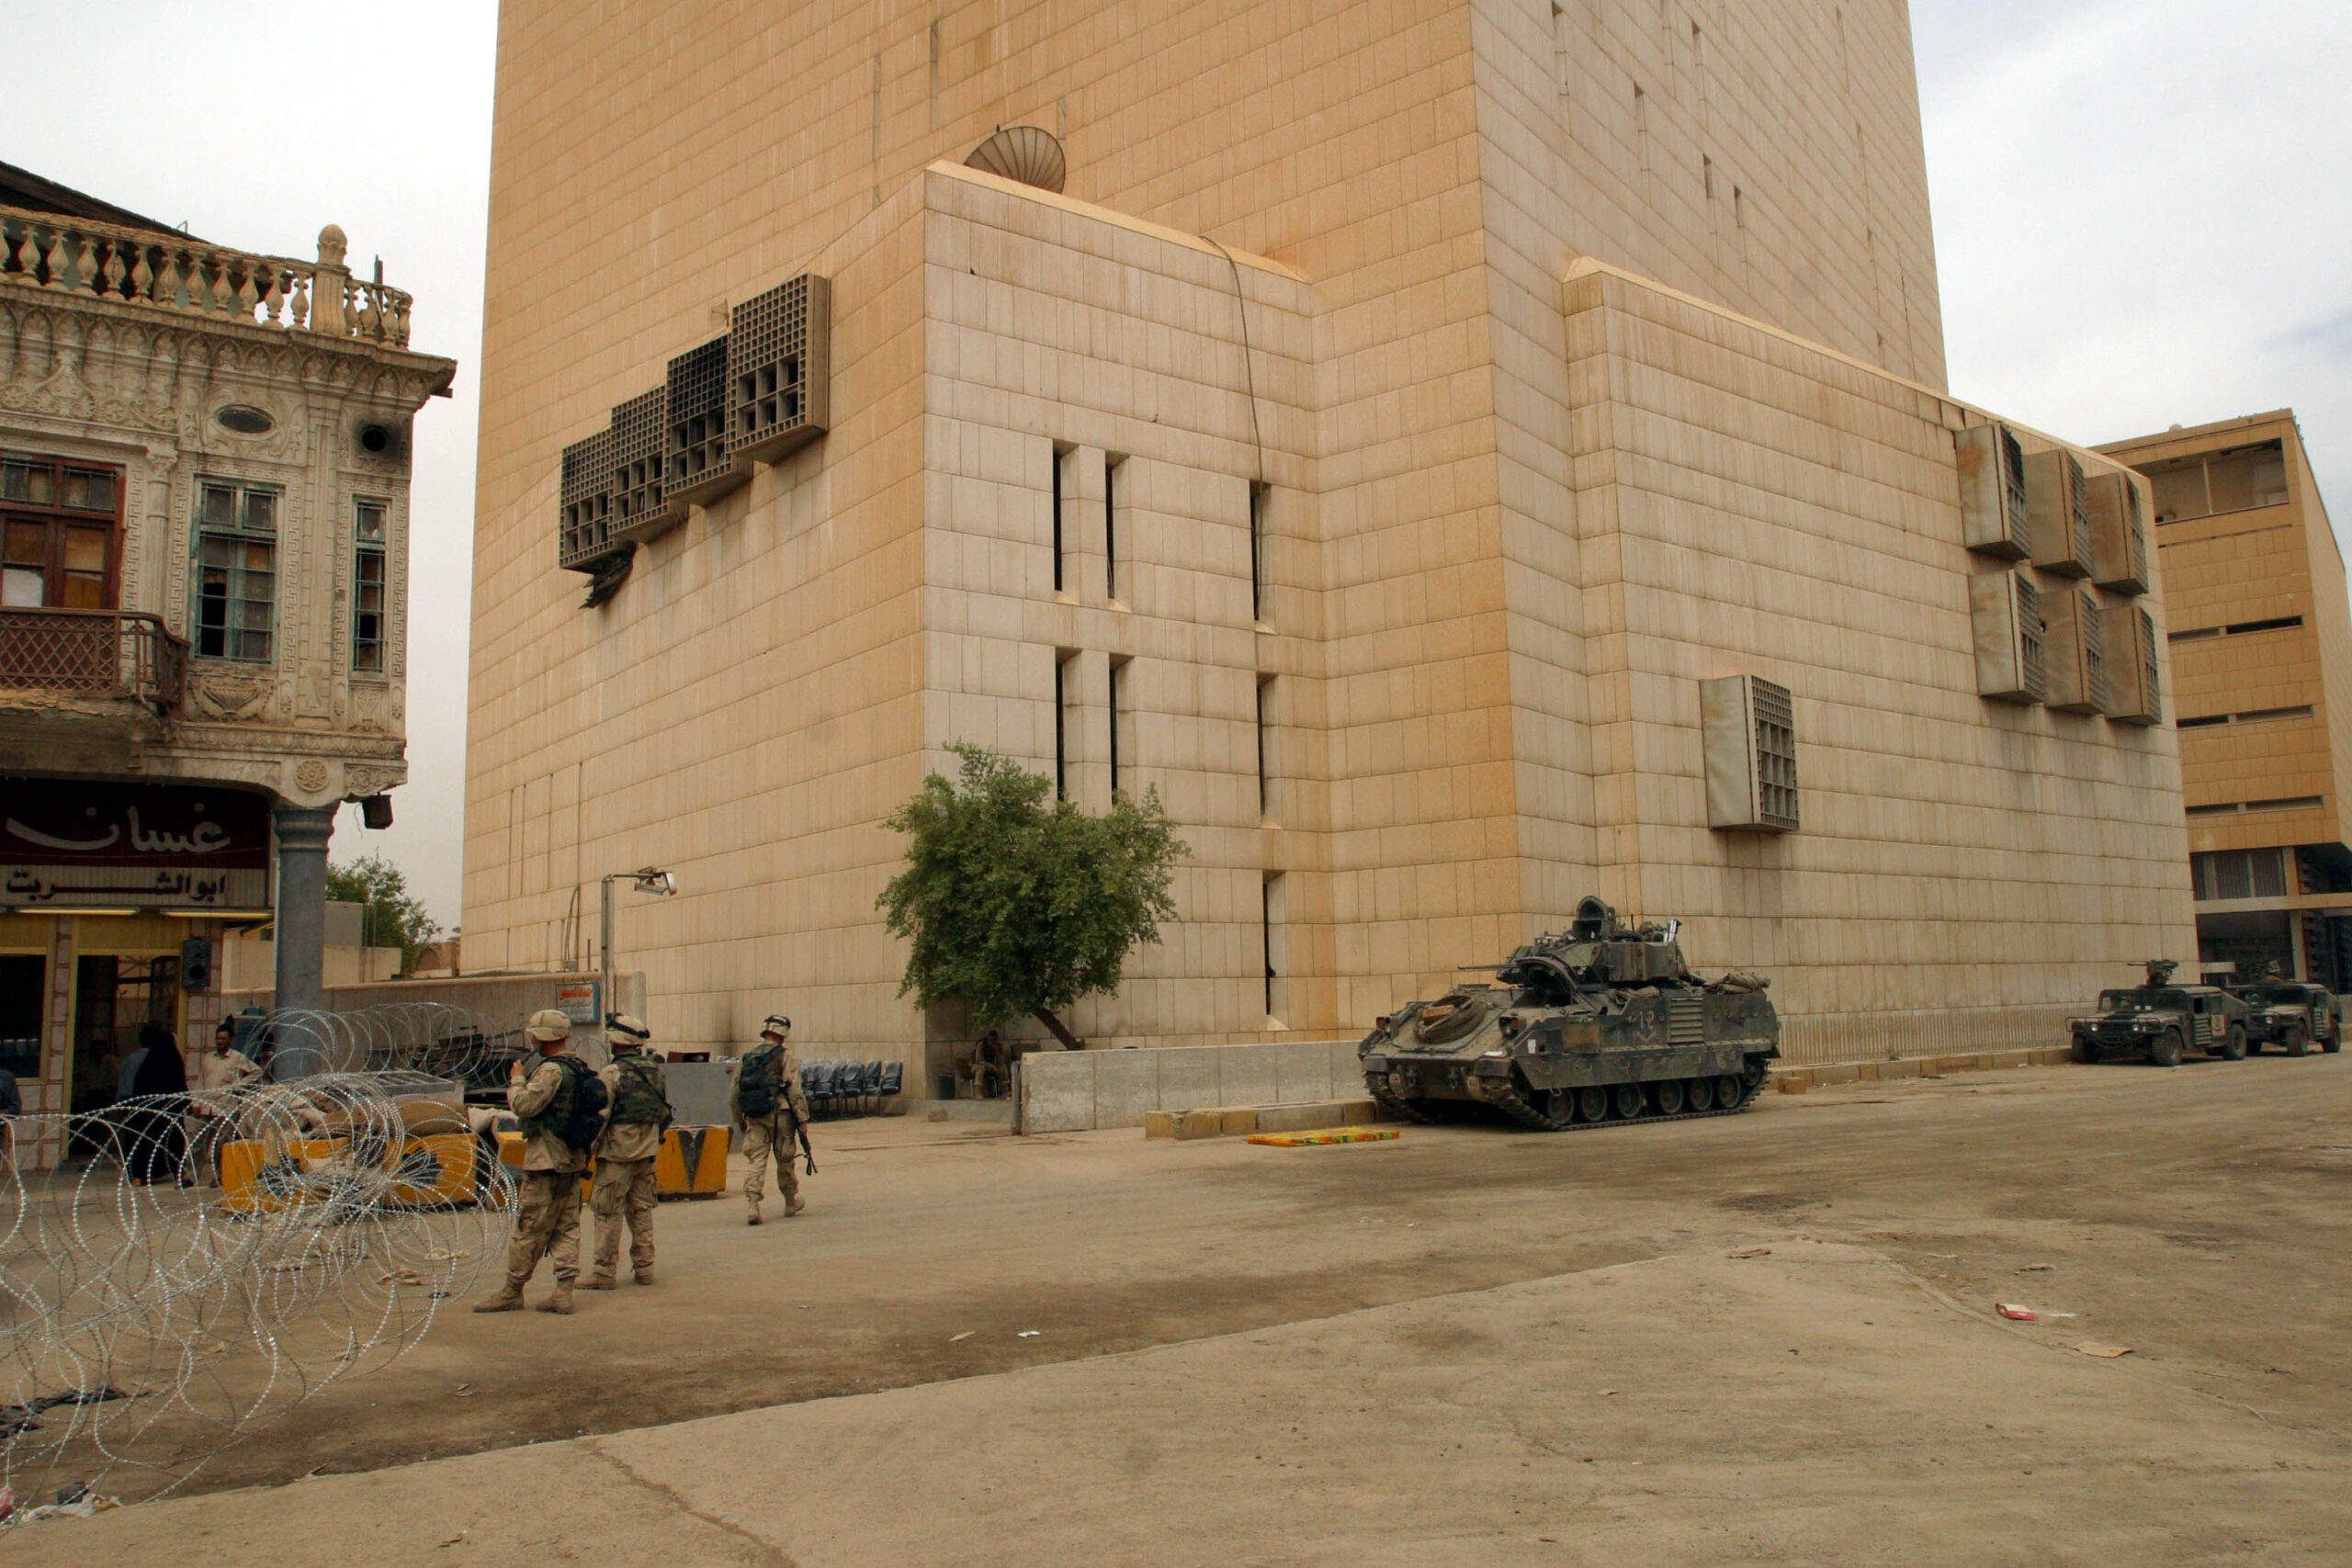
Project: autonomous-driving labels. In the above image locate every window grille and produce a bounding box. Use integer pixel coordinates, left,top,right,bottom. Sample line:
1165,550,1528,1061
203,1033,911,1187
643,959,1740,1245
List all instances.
2101,604,2161,726
728,275,832,466
605,387,671,540
1701,674,1798,832
2192,849,2288,902
2086,471,2149,596
559,428,617,570
2025,448,2094,578
353,498,387,674
2041,585,2106,715
1969,568,2045,705
193,479,277,662
665,337,738,508
1957,423,2031,559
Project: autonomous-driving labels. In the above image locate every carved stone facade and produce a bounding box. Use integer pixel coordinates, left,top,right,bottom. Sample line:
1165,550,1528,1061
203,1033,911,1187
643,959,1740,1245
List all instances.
0,249,450,806
0,178,456,1165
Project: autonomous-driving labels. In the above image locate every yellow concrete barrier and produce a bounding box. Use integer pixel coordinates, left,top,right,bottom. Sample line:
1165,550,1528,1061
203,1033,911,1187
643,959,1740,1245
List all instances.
1246,1128,1400,1147
498,1125,730,1200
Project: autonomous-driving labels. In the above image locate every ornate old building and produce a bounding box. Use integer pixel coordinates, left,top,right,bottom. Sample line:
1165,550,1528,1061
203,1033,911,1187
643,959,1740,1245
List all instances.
0,163,456,1165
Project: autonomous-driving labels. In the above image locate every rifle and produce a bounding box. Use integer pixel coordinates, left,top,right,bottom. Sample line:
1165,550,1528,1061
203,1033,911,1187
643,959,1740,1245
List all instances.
794,1116,817,1176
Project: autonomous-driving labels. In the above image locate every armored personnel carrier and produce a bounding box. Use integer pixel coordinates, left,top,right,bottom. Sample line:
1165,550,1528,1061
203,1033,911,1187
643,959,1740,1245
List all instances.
1358,897,1780,1130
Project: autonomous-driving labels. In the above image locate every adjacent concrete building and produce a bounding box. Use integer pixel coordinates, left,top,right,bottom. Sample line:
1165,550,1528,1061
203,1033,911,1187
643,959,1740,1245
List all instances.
0,165,454,1162
463,0,2192,1082
2101,412,2352,985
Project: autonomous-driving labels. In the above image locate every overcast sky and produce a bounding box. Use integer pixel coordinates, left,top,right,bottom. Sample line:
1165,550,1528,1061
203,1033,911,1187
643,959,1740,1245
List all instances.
4,0,2346,930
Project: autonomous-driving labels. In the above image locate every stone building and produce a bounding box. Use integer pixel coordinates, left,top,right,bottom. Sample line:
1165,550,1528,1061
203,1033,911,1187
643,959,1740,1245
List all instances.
2100,412,2352,984
0,164,455,1164
462,0,2192,1080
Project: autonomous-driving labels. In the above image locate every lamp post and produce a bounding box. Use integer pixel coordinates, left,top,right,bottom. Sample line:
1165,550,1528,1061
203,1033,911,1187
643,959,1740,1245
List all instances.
599,867,676,1024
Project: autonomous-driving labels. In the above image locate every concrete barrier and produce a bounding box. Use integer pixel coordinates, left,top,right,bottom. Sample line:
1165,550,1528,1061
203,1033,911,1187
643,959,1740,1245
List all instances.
1021,1040,1363,1133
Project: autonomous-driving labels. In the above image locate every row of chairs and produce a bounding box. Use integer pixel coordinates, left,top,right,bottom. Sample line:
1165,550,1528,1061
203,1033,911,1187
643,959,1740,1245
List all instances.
799,1059,902,1119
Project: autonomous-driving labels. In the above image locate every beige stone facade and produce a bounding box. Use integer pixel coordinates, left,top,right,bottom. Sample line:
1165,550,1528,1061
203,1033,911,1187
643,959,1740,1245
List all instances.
2100,412,2352,985
465,0,2190,1078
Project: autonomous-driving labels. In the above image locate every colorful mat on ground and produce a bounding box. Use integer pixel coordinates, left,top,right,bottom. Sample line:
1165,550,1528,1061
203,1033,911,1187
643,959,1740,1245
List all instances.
1245,1127,1401,1146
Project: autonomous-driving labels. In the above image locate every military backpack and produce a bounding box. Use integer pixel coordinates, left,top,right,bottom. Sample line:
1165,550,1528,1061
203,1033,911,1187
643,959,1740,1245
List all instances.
521,1055,609,1152
737,1041,788,1120
609,1052,673,1129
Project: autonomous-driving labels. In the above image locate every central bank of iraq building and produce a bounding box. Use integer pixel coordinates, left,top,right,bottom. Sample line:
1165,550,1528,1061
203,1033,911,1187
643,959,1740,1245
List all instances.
463,0,2191,1076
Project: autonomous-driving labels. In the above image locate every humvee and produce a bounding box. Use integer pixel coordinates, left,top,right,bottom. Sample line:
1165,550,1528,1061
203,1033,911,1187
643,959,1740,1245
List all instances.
2236,981,2344,1056
2071,961,2250,1067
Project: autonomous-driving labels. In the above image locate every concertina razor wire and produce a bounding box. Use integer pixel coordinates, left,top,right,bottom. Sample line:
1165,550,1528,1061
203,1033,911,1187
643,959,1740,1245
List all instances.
0,1003,543,1508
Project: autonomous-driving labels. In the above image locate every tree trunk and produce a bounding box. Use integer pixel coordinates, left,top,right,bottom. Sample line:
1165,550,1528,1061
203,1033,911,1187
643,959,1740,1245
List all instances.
1032,1007,1082,1050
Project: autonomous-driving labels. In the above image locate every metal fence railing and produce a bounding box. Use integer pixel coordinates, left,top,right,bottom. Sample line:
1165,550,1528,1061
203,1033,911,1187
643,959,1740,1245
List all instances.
0,606,188,713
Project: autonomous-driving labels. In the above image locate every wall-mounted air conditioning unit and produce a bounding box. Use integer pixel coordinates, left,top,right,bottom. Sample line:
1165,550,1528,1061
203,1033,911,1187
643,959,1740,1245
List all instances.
1700,674,1799,832
1957,423,2031,559
2102,603,2162,727
2025,448,2094,578
2085,470,2150,596
2041,584,2106,715
1970,568,2046,705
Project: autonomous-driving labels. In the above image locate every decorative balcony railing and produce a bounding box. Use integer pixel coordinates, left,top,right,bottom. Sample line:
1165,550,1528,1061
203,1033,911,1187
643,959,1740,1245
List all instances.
0,205,412,348
0,607,188,716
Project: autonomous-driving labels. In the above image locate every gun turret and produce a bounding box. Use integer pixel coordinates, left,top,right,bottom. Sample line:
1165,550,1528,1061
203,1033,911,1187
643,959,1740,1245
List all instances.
2143,958,2178,987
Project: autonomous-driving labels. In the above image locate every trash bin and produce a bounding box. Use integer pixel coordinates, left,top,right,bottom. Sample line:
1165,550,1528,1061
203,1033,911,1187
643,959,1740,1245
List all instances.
935,1072,956,1101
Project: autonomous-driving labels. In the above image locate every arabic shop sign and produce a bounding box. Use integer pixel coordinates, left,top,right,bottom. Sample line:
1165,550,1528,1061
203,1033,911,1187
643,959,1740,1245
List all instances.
2,782,271,911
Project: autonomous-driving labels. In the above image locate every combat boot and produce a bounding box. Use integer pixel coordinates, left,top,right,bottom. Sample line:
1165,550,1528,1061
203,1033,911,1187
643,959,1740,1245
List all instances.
535,1283,576,1315
746,1202,763,1226
582,1274,617,1291
785,1196,806,1217
634,1269,656,1286
471,1282,526,1314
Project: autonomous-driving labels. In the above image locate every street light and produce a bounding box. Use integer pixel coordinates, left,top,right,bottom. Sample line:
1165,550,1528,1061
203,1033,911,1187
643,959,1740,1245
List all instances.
600,866,676,1026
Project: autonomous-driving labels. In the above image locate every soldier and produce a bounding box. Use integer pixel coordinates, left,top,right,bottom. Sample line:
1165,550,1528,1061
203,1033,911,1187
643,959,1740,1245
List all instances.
585,1013,669,1289
733,1014,810,1225
475,1009,601,1315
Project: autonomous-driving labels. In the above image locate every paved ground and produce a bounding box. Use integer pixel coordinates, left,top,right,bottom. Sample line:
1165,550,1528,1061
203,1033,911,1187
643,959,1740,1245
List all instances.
14,1052,2352,1562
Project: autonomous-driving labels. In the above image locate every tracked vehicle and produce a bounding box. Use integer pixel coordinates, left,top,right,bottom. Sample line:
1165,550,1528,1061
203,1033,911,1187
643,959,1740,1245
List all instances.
1358,897,1780,1130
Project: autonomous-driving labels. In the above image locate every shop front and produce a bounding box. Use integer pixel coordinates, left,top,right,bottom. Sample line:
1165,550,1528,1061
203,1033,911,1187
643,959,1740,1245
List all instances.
0,779,272,1168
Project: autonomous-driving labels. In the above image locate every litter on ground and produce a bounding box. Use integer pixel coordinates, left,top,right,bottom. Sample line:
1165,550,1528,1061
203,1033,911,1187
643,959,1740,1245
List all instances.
2076,1343,2134,1359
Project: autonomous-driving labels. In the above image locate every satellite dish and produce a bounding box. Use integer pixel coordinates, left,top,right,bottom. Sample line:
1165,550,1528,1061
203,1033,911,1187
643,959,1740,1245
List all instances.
965,125,1067,194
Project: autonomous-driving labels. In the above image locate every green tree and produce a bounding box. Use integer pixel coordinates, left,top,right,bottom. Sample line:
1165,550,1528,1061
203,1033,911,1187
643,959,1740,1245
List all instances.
324,852,443,978
877,743,1188,1049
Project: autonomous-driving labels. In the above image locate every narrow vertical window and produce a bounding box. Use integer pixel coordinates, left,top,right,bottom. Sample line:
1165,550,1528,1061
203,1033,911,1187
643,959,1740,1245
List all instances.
1256,673,1274,820
1050,443,1069,593
1551,2,1572,97
1054,650,1074,800
1733,186,1746,229
1702,154,1715,201
1249,480,1270,625
193,479,278,662
353,497,387,674
1108,656,1128,796
1103,455,1121,601
1634,85,1650,173
1262,872,1286,1021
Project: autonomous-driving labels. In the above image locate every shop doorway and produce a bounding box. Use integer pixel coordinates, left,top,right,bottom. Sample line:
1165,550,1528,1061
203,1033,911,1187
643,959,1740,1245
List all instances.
0,953,40,1081
69,953,180,1118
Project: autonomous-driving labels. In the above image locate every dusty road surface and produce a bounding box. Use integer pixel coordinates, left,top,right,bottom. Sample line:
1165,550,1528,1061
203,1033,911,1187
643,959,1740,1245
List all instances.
14,1053,2352,1563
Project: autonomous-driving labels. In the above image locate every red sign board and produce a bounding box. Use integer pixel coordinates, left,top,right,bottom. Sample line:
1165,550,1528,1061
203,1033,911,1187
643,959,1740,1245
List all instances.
2,781,272,911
